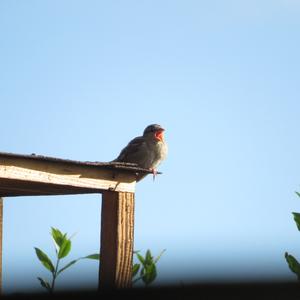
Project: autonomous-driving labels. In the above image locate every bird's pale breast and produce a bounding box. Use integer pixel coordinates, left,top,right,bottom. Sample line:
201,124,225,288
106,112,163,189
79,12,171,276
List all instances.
148,140,168,169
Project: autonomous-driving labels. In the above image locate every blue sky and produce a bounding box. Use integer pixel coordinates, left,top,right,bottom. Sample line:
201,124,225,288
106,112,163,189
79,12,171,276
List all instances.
1,0,300,294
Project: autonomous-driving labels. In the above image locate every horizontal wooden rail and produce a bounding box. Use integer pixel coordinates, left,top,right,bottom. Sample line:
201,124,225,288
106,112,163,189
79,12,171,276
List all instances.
0,152,157,196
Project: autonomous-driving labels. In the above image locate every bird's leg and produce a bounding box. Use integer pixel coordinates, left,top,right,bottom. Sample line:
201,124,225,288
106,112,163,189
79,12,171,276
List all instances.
151,168,158,181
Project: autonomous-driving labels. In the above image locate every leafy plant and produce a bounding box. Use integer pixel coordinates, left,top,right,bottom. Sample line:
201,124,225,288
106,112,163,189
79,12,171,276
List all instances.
34,227,100,293
285,191,300,280
132,249,165,286
35,228,165,292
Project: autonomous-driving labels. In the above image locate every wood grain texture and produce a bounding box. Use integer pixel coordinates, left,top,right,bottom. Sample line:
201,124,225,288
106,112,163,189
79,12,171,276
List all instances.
0,157,137,196
99,192,135,289
0,198,3,293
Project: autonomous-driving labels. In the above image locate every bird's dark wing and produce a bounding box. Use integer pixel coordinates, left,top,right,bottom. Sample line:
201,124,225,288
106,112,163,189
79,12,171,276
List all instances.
114,136,146,162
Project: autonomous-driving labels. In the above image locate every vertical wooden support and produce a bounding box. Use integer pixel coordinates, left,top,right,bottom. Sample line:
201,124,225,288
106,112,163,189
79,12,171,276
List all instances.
99,191,134,289
0,198,3,293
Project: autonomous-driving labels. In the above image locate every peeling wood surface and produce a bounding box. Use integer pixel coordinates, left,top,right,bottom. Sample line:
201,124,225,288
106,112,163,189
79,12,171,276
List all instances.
0,156,138,196
0,152,161,174
99,192,134,289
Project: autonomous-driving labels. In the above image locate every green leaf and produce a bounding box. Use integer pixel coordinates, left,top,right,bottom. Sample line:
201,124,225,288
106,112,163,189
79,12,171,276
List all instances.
37,277,51,292
295,191,300,198
58,239,71,259
145,250,153,265
57,259,78,275
132,264,140,277
292,213,300,231
285,252,300,280
142,263,157,285
154,249,166,264
136,253,145,265
84,254,100,260
57,253,99,275
34,248,55,273
51,227,66,248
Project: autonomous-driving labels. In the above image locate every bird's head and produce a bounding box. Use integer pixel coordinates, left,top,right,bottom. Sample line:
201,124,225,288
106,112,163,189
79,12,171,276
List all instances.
143,124,165,141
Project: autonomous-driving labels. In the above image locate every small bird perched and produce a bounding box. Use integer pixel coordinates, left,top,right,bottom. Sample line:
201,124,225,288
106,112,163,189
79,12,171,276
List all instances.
113,124,168,181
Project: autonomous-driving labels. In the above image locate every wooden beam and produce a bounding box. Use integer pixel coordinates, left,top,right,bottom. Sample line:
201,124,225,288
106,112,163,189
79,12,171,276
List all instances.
99,192,135,289
0,156,137,196
0,198,3,293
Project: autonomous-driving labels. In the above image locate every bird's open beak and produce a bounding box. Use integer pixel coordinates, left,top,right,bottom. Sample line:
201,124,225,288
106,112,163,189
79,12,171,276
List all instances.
155,128,165,141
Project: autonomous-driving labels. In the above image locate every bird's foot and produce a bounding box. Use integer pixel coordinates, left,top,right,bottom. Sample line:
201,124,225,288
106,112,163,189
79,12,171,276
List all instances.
151,169,158,181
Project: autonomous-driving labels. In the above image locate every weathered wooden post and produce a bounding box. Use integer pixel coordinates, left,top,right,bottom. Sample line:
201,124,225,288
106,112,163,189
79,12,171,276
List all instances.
0,152,154,291
100,191,134,288
0,197,2,293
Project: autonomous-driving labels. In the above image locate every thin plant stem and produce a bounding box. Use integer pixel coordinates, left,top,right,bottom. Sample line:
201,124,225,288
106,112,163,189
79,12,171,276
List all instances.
51,258,60,293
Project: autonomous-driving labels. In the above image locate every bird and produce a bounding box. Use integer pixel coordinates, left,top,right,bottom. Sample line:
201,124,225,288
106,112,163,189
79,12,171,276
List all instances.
113,124,168,181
